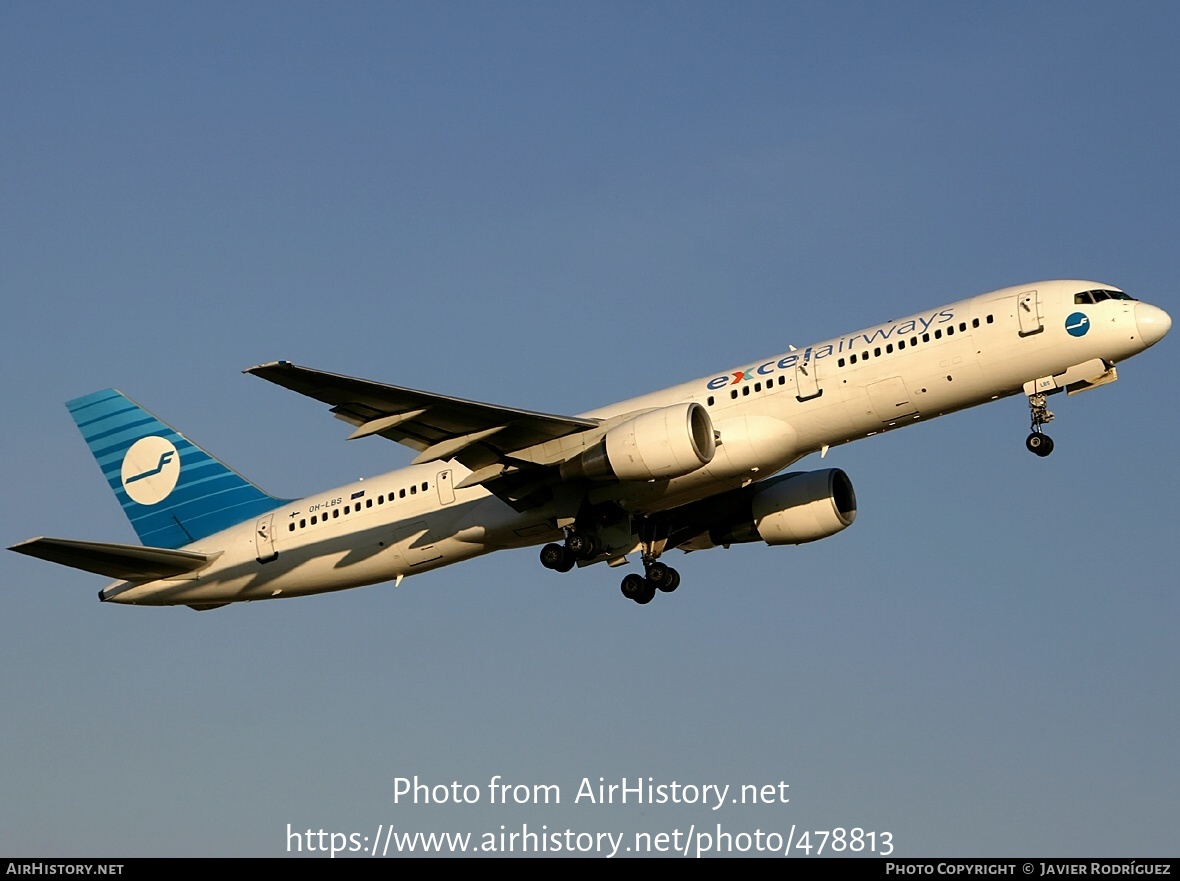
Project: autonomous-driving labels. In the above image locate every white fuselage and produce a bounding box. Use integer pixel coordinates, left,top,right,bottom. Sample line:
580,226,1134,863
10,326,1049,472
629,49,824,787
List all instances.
101,280,1167,606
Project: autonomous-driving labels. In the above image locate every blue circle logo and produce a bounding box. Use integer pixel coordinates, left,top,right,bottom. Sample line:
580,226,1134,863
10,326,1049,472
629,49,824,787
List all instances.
1065,312,1090,337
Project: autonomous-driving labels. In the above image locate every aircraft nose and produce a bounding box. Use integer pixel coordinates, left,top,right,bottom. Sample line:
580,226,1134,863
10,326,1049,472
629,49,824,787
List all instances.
1135,302,1172,347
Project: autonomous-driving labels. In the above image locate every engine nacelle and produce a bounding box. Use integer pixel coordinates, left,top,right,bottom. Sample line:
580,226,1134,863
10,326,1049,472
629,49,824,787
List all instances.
561,402,716,482
705,469,857,546
752,468,857,544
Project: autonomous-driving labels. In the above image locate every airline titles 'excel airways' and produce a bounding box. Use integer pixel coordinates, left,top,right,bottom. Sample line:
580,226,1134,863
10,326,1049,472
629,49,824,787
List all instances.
11,280,1171,609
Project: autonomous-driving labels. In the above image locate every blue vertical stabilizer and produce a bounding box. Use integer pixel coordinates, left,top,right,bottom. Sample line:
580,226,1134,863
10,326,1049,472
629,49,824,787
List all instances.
67,390,287,548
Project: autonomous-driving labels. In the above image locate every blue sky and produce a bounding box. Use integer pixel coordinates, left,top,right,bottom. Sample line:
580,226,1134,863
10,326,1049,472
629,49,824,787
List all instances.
2,1,1177,857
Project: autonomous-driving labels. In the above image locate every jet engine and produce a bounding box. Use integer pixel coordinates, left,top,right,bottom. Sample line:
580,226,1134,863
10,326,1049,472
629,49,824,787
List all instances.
560,402,716,482
697,468,857,547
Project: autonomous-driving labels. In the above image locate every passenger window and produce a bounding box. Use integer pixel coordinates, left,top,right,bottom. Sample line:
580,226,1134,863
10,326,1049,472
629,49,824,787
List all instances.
935,329,942,339
947,326,954,336
972,318,980,328
410,485,417,495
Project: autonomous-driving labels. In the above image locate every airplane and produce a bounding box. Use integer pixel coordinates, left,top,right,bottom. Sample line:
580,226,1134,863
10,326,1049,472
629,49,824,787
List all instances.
10,279,1171,609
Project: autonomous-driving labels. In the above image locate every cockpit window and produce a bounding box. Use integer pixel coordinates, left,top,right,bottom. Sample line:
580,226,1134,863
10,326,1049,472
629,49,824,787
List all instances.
1074,288,1136,304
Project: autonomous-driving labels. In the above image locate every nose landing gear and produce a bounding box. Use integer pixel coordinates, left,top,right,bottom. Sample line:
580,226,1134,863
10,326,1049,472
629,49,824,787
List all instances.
1026,392,1055,457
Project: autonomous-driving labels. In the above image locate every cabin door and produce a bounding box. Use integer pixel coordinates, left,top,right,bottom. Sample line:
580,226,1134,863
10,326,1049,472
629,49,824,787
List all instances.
254,513,278,564
794,357,822,401
436,469,456,505
1017,289,1044,337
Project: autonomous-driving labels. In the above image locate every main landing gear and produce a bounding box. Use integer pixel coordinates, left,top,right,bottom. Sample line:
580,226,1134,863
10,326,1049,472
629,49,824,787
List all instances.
539,529,600,573
539,542,575,572
1025,392,1055,457
619,561,681,605
541,521,682,606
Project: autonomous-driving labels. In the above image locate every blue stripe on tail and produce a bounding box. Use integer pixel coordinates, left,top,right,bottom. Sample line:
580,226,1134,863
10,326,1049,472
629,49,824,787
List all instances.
67,390,288,549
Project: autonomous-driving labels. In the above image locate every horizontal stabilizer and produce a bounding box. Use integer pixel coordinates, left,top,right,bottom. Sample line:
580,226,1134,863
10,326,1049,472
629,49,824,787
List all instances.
9,537,215,582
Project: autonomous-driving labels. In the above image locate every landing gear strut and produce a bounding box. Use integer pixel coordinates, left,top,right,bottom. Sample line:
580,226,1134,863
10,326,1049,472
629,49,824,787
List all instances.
1025,392,1055,457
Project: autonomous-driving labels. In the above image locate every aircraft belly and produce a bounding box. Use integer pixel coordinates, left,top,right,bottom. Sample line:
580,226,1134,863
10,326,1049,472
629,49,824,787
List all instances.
910,361,994,416
787,394,861,449
705,415,799,479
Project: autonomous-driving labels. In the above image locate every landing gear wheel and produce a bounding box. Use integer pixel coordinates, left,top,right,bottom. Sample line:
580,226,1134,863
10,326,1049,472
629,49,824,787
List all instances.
646,561,680,593
1025,432,1054,457
566,532,598,560
540,543,575,573
621,573,652,603
539,543,564,569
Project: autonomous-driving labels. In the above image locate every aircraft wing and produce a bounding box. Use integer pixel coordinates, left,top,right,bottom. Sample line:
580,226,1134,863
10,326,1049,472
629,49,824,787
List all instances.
245,361,601,478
